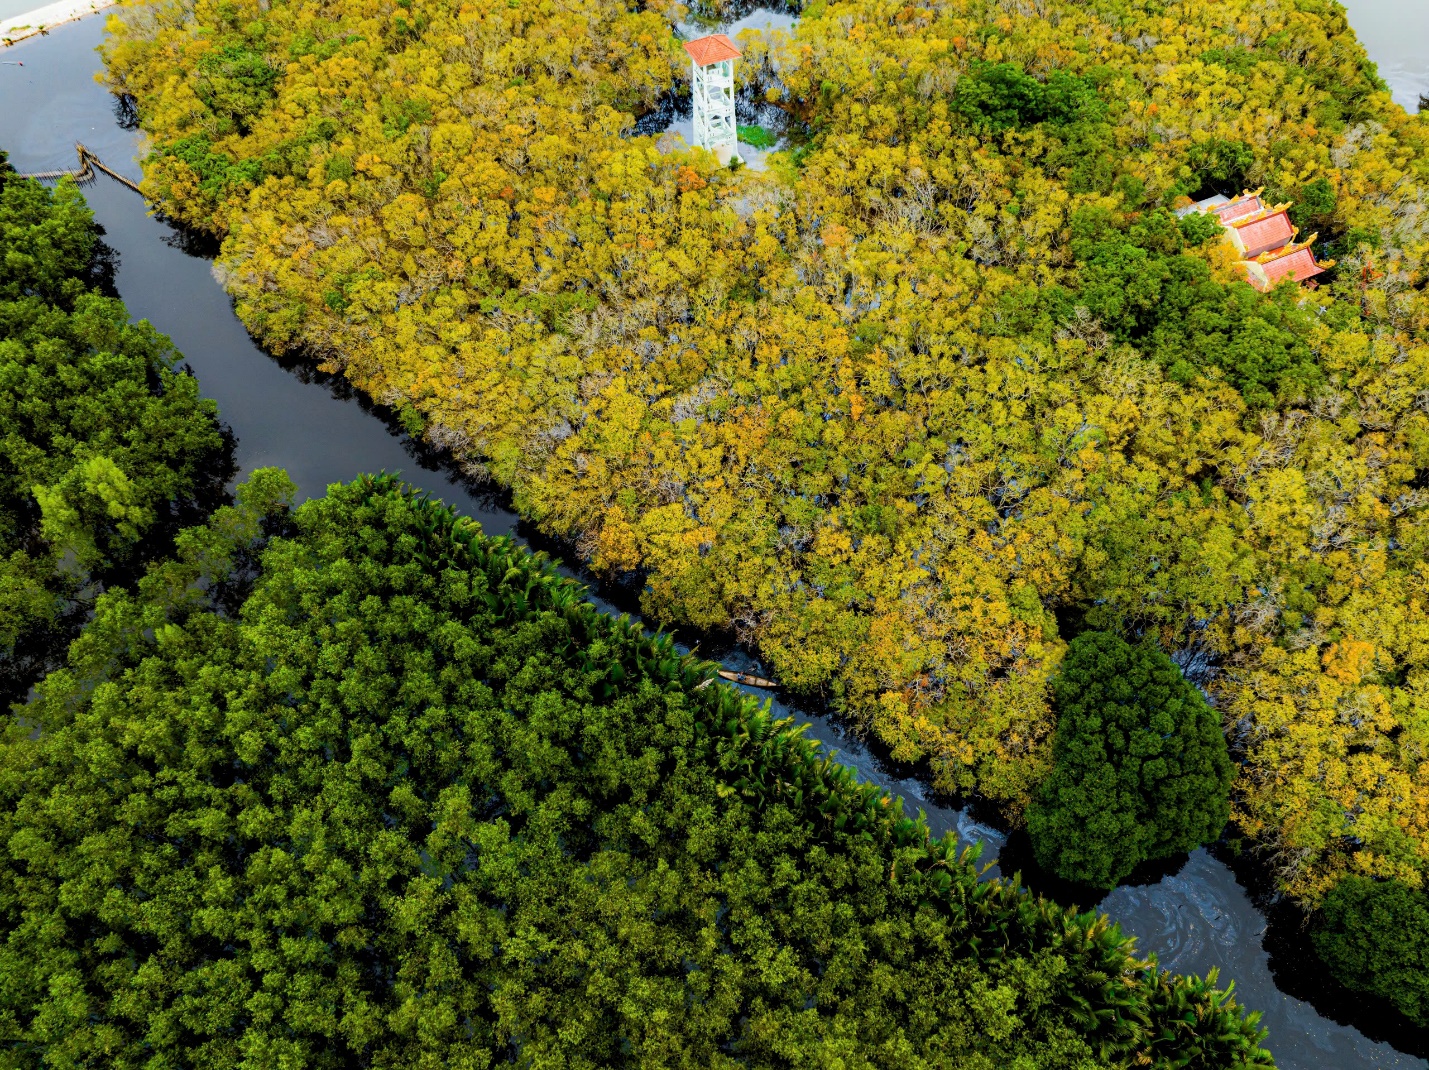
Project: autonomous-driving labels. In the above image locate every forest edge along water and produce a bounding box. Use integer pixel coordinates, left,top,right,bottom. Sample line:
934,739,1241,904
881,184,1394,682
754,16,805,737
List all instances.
1,7,1426,1068
0,12,1420,1070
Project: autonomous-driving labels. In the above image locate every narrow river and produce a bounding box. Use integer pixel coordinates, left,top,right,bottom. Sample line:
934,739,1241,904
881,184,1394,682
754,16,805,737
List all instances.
1,15,1425,1069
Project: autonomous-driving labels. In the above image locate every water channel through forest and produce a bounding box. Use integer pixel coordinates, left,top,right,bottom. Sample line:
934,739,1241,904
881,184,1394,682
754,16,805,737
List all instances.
2,11,1427,1069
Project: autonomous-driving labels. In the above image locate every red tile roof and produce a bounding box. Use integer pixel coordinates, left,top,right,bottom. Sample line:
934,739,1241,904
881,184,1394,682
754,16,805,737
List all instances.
1235,210,1296,257
1260,246,1326,288
1215,196,1263,222
683,34,742,65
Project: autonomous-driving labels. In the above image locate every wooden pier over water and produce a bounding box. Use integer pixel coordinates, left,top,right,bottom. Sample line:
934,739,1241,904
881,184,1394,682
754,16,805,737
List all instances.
14,142,142,194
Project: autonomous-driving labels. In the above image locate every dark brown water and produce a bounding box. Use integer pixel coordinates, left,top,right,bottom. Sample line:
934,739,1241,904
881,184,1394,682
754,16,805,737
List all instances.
1,18,1425,1069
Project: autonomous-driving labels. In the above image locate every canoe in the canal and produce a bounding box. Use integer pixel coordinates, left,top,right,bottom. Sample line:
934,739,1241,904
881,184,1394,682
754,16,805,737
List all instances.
717,669,777,688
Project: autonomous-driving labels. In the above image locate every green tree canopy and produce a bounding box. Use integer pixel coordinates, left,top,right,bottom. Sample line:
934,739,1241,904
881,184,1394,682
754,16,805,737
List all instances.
1064,206,1321,404
0,162,227,698
1312,875,1429,1027
1027,631,1233,888
0,475,1272,1068
1181,138,1255,195
950,62,1104,131
0,167,96,305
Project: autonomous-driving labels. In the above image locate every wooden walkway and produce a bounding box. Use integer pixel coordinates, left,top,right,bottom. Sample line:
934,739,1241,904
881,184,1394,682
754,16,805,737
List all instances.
14,143,143,195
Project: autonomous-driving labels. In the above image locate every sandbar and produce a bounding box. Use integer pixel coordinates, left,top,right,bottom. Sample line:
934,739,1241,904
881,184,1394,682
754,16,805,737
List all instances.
2,0,113,47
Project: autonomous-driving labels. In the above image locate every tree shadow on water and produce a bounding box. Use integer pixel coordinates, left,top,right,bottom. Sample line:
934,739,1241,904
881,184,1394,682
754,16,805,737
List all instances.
85,230,121,299
1212,843,1429,1058
159,222,222,259
994,828,1194,915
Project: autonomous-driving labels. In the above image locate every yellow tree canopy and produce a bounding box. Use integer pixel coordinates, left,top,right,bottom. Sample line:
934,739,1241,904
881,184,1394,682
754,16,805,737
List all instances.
104,0,1429,903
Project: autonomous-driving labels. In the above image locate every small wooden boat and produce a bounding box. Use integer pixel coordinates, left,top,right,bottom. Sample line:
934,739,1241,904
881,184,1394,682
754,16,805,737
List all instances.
717,669,777,689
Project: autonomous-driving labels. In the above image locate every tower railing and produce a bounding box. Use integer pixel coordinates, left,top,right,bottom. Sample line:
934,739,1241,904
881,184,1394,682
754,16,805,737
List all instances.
685,37,740,164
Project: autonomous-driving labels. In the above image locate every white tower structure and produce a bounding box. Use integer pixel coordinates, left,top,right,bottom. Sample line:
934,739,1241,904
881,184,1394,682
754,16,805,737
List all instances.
684,34,742,166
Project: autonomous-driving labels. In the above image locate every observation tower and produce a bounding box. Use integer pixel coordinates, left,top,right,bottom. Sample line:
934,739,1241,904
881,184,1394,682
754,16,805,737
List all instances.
683,34,742,166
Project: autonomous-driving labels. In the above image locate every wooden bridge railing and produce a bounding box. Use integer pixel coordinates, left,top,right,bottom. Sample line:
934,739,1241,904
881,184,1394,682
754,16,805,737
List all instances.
13,143,143,195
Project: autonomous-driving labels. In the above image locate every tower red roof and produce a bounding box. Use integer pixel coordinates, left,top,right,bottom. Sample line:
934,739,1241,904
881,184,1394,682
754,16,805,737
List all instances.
683,34,742,66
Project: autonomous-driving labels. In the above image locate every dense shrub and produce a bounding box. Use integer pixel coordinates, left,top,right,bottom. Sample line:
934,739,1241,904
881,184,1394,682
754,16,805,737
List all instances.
1027,632,1233,888
0,475,1272,1068
1312,876,1429,1027
737,123,776,148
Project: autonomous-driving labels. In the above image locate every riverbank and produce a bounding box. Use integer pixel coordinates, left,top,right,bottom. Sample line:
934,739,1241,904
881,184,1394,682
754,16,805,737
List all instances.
1,0,111,47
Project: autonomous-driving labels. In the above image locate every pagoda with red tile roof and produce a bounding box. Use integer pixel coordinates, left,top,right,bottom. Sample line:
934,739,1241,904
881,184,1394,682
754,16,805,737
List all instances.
1176,188,1334,291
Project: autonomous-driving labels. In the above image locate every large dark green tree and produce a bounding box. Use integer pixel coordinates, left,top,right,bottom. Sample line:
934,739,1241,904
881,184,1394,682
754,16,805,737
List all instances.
0,159,227,697
0,475,1272,1068
1066,206,1321,405
1027,631,1233,888
1312,876,1429,1027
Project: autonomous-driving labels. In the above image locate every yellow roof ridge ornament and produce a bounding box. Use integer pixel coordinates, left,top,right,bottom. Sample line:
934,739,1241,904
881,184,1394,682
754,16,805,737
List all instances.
1227,202,1293,228
1254,233,1319,263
